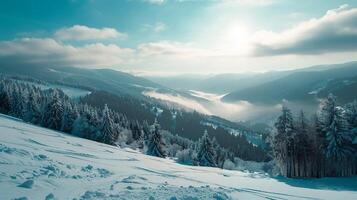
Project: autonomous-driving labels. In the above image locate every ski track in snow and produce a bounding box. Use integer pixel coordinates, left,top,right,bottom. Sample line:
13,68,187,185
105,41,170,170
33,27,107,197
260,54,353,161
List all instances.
0,114,356,200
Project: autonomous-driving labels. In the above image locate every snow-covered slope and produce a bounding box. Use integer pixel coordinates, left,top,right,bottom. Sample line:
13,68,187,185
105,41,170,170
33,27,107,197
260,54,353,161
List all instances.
0,114,356,200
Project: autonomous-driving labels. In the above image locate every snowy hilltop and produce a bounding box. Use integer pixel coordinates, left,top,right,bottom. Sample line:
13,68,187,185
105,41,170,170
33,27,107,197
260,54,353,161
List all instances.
1,114,357,200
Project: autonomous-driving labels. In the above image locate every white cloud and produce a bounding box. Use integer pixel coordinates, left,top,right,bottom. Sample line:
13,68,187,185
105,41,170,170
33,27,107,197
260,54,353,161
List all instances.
0,38,133,67
144,89,281,121
54,25,126,41
137,41,213,57
142,22,167,33
252,4,357,55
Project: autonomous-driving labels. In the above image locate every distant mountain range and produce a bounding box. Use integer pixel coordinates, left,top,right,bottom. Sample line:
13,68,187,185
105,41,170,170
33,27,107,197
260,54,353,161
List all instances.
147,61,357,106
223,61,357,105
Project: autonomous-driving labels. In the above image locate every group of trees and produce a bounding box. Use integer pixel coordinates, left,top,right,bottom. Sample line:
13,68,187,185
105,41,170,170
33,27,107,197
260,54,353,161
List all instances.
0,77,235,169
81,91,269,162
272,94,357,178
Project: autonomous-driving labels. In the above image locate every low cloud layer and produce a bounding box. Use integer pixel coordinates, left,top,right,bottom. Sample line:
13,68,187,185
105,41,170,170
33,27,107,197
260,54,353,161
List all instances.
144,89,281,122
252,5,357,56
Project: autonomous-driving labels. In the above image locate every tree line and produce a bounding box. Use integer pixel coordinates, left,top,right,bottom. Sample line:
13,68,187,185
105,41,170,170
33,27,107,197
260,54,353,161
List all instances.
271,94,357,178
0,77,236,168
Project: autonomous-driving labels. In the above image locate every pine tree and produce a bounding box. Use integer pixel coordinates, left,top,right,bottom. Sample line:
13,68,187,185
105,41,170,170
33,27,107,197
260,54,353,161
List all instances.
295,110,311,177
146,121,166,158
10,86,26,118
320,94,353,160
42,90,64,130
61,102,79,133
131,120,142,141
99,104,117,145
273,105,295,177
197,130,216,167
24,89,41,124
0,90,10,114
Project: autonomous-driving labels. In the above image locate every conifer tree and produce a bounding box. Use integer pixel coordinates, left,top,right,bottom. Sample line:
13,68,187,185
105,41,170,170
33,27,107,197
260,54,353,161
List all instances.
197,130,216,167
273,105,295,177
42,90,64,130
99,104,117,145
320,94,353,161
0,90,10,114
24,89,41,124
61,102,79,133
146,121,166,158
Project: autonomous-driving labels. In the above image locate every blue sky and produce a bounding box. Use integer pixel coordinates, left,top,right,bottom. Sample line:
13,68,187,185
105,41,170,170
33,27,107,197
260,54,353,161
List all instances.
1,0,357,75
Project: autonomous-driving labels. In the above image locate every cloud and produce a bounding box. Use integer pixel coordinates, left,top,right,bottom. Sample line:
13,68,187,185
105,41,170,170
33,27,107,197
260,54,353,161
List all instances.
0,38,133,67
144,89,281,121
143,0,165,5
142,22,167,33
137,41,213,57
252,4,357,56
54,25,126,41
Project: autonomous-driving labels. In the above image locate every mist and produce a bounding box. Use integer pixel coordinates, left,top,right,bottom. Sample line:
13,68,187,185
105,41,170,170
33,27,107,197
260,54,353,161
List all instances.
143,89,282,123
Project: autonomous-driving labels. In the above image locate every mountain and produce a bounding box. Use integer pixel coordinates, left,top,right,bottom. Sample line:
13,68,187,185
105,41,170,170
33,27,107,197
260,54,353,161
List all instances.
146,71,290,94
0,65,167,99
223,61,357,105
1,114,357,199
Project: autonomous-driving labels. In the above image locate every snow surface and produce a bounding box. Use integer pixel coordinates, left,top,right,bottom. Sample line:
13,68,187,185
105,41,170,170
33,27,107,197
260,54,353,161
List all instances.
0,114,356,200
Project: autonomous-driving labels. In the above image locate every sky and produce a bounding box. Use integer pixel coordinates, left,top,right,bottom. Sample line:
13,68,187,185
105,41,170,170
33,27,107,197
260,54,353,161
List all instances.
1,0,357,75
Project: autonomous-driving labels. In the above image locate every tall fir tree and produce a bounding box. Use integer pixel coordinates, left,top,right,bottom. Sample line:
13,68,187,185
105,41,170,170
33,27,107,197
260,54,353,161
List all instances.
42,90,64,130
99,104,117,145
61,102,79,133
273,105,295,177
320,94,354,160
146,121,166,158
24,88,41,124
197,130,216,167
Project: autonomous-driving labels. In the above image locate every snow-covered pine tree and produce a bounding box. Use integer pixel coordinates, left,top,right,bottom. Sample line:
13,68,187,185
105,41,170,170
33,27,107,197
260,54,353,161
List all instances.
24,88,41,124
197,130,216,167
319,94,354,176
273,105,295,177
320,94,354,160
146,121,166,158
10,85,26,118
42,90,64,130
211,137,226,168
61,102,79,133
131,120,142,141
99,104,117,145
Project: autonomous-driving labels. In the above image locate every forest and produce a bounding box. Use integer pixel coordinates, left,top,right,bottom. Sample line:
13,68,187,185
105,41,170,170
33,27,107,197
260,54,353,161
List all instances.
271,94,357,177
